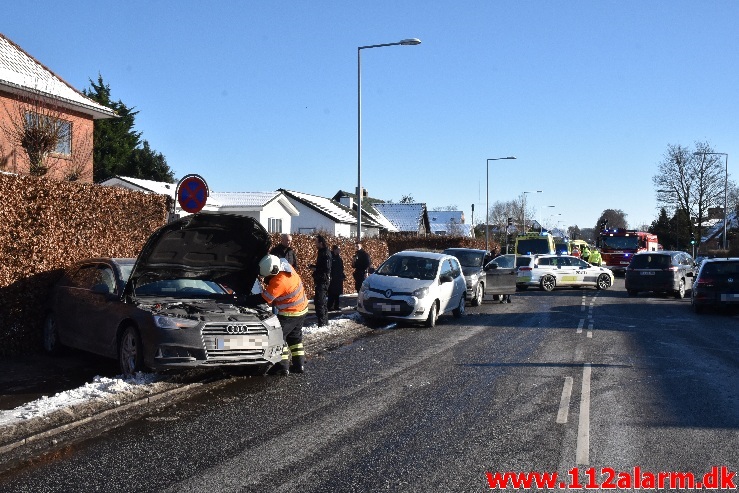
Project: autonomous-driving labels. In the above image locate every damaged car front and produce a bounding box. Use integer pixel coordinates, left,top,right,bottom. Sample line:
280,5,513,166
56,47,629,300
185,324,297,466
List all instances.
43,213,285,376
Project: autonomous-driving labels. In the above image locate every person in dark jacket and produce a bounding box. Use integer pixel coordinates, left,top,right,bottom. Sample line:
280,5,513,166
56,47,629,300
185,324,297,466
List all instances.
310,235,331,326
270,234,298,269
352,242,371,293
328,244,345,311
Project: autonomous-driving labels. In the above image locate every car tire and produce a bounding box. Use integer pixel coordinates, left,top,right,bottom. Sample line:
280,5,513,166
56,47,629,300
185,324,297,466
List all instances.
118,326,145,376
42,312,63,356
674,279,686,299
453,296,465,318
596,274,612,290
627,290,638,297
471,283,483,306
540,275,556,292
426,302,438,328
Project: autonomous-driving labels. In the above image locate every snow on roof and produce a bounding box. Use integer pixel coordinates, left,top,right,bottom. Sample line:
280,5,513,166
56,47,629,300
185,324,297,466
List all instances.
100,176,176,196
701,211,738,242
373,203,426,232
209,191,280,208
0,33,116,119
429,211,463,225
282,189,381,227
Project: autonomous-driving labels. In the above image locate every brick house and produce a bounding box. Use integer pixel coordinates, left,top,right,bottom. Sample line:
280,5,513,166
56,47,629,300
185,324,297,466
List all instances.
0,33,115,182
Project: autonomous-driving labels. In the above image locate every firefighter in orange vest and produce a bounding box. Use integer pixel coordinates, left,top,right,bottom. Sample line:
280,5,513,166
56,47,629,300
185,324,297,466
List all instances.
246,254,309,375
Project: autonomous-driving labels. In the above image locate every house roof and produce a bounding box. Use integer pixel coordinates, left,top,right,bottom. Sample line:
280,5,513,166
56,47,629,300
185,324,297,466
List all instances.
0,33,116,120
331,190,398,232
99,176,298,215
701,212,737,242
373,203,427,232
281,189,382,227
428,211,464,235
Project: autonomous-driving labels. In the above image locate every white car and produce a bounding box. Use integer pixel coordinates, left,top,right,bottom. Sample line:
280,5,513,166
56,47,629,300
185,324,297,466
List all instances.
357,251,467,327
516,254,614,291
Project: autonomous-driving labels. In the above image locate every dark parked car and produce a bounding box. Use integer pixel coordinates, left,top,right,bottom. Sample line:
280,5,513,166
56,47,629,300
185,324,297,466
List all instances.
442,248,488,306
624,250,695,299
43,213,285,376
689,258,739,314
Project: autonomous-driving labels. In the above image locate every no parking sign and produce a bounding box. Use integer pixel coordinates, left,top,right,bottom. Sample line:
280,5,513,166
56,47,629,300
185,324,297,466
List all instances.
176,174,209,214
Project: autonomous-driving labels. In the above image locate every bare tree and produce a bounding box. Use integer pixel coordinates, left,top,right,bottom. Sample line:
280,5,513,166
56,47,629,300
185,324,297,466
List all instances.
652,141,729,241
0,88,72,176
432,204,459,211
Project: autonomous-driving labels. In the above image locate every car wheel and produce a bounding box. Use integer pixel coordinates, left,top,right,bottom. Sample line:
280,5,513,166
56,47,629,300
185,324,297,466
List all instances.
453,296,465,318
425,302,438,328
43,312,63,355
540,275,556,292
118,326,144,376
627,290,638,297
471,283,483,306
596,274,612,290
674,279,686,299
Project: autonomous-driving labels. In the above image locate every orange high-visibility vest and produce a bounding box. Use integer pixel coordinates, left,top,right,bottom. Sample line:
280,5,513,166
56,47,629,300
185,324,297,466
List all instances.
261,270,309,316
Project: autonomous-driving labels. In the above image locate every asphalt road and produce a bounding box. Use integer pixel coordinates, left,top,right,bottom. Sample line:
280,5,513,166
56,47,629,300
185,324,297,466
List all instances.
1,279,738,492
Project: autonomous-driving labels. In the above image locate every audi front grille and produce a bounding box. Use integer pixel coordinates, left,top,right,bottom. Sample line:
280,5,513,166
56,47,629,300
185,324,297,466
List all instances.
201,323,270,362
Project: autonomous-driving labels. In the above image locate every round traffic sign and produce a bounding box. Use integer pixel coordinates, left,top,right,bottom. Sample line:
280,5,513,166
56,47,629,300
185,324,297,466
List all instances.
177,175,209,213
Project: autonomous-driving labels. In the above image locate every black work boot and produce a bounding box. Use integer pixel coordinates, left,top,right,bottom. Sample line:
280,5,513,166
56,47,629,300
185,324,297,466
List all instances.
290,355,305,374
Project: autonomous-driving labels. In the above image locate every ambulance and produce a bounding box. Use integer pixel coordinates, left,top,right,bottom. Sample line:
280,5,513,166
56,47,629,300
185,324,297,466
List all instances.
514,232,556,255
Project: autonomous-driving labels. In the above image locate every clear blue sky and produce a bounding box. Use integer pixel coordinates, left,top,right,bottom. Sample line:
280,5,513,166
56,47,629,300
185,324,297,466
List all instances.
6,1,738,231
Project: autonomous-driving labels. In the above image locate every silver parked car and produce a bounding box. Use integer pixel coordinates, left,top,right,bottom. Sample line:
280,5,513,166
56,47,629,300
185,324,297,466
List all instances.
357,251,466,327
43,213,285,375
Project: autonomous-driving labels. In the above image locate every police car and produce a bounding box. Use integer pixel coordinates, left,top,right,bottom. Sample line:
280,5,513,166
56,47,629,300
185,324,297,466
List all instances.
516,254,614,291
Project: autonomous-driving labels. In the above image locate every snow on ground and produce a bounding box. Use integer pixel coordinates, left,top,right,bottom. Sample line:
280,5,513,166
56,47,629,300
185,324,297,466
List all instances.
0,312,363,428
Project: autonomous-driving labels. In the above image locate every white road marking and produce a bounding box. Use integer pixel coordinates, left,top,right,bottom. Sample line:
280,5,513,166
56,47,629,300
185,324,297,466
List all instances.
576,363,592,465
577,319,584,334
557,377,574,423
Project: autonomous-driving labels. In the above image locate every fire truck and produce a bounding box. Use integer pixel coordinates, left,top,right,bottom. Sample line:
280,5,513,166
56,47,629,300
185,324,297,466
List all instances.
597,229,659,275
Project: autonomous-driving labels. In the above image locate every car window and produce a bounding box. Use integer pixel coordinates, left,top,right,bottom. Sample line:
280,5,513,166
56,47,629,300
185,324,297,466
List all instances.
701,261,739,277
440,259,454,278
449,251,484,267
516,256,533,268
448,258,463,278
572,258,590,268
630,254,670,269
134,278,226,297
538,257,552,266
376,256,439,281
68,264,115,292
492,255,514,269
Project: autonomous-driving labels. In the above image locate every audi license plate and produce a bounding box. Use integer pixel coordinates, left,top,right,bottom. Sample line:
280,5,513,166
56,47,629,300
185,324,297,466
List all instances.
640,272,655,275
216,335,268,350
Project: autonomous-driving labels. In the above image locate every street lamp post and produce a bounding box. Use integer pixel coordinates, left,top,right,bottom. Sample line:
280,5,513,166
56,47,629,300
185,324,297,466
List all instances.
485,156,517,253
522,190,542,233
357,38,421,241
542,205,556,232
693,151,729,250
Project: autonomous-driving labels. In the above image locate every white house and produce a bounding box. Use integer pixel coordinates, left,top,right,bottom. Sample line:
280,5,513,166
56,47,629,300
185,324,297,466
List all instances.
99,176,299,233
280,189,382,237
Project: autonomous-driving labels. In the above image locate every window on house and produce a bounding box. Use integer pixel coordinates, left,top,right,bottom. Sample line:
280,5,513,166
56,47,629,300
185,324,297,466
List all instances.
25,112,72,157
268,218,283,233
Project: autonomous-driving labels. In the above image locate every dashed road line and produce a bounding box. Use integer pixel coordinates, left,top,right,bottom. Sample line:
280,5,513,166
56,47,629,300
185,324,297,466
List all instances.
557,377,574,424
576,363,592,465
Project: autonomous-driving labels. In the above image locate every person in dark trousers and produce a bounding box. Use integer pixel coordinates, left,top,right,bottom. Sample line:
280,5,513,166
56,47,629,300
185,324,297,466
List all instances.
328,244,345,311
245,254,309,375
310,235,331,326
270,233,298,269
352,241,371,293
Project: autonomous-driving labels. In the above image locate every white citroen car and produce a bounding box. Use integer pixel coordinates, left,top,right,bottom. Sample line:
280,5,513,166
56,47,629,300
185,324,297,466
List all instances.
357,251,467,327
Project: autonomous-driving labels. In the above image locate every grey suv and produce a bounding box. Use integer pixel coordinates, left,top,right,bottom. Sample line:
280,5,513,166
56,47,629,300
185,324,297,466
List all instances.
624,250,695,298
442,248,488,306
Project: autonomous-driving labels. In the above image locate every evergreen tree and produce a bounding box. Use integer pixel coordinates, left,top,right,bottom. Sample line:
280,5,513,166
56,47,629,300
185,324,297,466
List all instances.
84,75,174,183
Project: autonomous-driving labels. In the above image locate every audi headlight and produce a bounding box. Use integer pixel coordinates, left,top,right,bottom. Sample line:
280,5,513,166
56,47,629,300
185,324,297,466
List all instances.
413,287,429,299
153,315,199,329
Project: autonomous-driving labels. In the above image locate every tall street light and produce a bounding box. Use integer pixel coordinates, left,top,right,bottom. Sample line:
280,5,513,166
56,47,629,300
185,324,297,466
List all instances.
693,151,729,250
485,156,517,253
522,190,542,233
357,38,421,241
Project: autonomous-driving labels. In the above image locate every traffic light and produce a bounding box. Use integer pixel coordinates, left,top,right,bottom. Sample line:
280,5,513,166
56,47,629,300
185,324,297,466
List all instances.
507,217,513,226
690,234,696,245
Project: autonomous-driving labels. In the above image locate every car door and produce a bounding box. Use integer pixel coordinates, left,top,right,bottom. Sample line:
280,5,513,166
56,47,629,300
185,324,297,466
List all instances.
437,259,456,312
554,256,579,286
64,263,122,356
485,258,516,295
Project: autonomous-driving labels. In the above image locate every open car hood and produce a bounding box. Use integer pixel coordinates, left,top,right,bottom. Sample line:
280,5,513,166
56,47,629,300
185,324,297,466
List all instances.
124,213,271,297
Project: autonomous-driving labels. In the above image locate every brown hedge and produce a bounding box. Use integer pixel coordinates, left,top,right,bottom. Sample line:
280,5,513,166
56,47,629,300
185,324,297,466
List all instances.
0,173,169,355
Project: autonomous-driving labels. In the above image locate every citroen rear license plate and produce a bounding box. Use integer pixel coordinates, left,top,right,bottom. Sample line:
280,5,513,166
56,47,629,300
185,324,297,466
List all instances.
216,335,268,350
640,272,655,275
